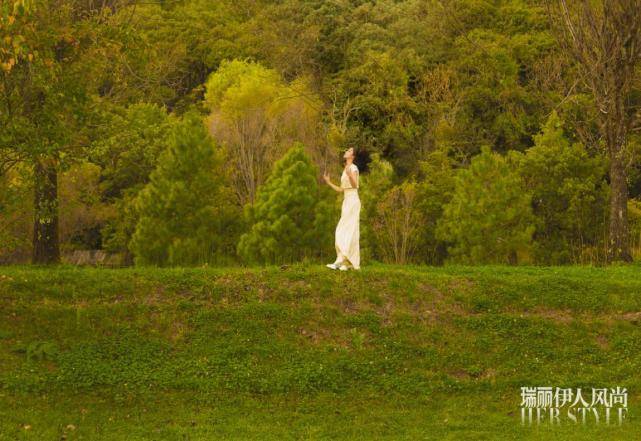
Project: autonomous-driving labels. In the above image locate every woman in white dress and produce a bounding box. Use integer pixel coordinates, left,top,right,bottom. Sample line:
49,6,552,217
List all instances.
323,147,361,271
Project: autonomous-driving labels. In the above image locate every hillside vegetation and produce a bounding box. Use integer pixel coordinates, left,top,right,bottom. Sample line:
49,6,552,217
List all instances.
6,1,641,267
1,264,641,439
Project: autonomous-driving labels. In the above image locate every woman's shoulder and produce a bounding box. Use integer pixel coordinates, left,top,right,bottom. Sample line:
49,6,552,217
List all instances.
350,163,359,172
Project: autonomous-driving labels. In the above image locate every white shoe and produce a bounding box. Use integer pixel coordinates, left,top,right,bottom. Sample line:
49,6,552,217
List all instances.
339,264,350,271
326,263,340,270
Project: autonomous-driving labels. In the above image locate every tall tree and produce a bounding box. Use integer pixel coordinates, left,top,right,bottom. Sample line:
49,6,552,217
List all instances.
520,111,609,264
1,0,128,263
237,144,328,264
130,112,239,266
204,59,323,206
546,0,641,262
437,147,536,265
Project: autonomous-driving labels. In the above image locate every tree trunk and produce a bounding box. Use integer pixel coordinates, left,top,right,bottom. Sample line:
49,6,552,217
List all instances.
32,158,60,264
607,153,632,262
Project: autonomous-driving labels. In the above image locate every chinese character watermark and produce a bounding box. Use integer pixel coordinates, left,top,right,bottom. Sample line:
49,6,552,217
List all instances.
520,386,628,425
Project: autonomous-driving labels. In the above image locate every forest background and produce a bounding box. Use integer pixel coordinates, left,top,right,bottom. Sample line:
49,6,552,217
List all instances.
2,0,641,267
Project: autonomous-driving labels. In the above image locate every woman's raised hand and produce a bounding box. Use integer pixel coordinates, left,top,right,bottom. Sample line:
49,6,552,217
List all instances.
322,172,330,183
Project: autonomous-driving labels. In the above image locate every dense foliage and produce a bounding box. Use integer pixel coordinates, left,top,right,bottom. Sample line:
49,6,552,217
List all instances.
437,146,535,264
1,0,641,265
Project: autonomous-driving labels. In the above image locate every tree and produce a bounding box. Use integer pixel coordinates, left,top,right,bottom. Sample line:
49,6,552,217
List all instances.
0,0,129,264
238,144,326,264
437,146,535,264
0,165,32,263
371,181,423,264
204,59,323,206
415,147,457,265
106,0,261,110
546,0,641,262
91,103,175,258
520,111,609,264
329,49,428,175
130,112,239,266
0,0,34,176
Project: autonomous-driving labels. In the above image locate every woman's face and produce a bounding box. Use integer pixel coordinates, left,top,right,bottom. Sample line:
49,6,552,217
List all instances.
343,148,354,160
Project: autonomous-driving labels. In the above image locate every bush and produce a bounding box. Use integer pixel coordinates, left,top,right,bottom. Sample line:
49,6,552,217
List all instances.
93,103,175,257
415,148,457,265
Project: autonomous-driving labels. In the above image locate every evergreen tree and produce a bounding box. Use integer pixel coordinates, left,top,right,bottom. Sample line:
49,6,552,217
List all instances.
520,112,609,264
437,146,535,264
238,144,328,264
130,112,239,266
93,103,176,258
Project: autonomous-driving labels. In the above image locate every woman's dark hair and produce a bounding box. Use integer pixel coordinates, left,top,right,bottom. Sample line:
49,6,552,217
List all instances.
353,148,371,174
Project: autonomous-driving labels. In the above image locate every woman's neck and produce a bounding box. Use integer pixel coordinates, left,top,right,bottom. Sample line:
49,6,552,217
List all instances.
345,158,353,166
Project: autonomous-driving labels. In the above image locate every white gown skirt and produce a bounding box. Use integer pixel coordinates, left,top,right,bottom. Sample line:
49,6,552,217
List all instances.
335,188,360,269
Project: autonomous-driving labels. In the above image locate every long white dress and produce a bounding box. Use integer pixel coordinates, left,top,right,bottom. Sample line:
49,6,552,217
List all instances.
334,163,360,269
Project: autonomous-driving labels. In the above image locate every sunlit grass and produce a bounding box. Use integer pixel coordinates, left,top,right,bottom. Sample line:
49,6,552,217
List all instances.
1,263,640,439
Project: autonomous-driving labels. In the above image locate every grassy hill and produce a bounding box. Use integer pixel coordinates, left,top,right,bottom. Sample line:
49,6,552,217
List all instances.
1,264,641,440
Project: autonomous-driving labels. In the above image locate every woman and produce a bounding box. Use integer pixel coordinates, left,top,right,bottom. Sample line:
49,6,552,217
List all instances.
323,147,361,271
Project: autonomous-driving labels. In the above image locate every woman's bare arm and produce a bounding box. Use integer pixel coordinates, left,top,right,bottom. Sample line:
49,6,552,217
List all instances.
323,173,344,192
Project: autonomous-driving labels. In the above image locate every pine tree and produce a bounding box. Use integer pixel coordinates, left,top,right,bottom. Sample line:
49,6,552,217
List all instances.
130,112,239,266
238,144,327,264
520,111,608,264
437,146,535,264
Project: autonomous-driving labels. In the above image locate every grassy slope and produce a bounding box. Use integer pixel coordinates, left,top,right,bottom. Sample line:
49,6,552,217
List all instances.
1,263,641,440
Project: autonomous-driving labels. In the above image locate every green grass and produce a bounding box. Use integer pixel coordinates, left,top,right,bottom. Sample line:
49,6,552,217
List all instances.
1,263,641,440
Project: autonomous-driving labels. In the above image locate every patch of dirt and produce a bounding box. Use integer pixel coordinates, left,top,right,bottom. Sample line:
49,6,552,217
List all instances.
509,308,641,325
335,297,360,315
416,282,469,319
446,277,476,293
519,307,574,324
378,297,396,327
143,288,165,306
449,369,471,380
297,326,350,349
169,320,188,343
595,334,609,350
619,311,641,323
481,368,497,380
